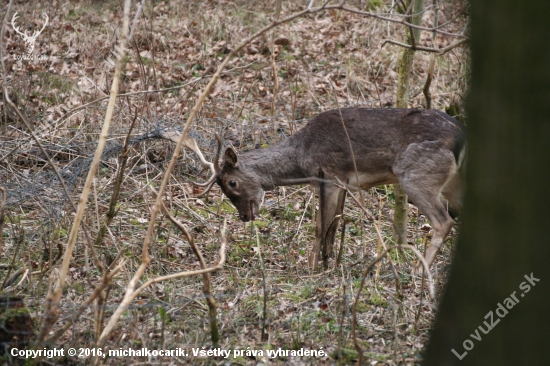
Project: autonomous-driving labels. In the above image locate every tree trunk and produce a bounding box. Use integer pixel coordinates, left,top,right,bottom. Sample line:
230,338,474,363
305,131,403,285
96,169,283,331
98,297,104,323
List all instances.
393,0,423,245
423,0,550,364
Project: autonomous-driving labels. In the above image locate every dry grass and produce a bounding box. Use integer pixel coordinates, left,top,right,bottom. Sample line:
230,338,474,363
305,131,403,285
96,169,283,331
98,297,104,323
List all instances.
0,0,468,365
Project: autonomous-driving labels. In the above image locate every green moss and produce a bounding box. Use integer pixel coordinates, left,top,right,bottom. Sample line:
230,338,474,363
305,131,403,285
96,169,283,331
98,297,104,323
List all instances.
221,201,236,213
331,348,359,363
251,220,267,229
280,209,300,221
193,207,211,218
354,302,370,313
57,228,67,238
1,306,30,319
71,282,85,294
128,219,142,226
365,0,384,10
369,293,389,307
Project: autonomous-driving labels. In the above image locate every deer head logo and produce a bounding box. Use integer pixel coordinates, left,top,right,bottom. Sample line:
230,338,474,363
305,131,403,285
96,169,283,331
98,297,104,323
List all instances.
11,12,48,56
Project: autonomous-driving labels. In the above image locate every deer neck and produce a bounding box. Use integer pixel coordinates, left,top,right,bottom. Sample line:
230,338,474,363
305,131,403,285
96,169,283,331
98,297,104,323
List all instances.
240,139,305,191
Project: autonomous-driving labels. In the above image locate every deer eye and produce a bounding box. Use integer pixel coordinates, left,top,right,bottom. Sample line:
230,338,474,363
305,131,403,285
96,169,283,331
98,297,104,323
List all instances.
229,180,237,188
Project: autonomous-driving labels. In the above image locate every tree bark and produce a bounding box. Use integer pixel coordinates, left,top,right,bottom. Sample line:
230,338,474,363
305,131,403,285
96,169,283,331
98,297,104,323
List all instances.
423,0,550,364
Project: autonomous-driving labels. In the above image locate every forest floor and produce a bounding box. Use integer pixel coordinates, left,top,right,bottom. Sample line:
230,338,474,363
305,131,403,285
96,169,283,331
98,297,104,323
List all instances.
0,0,467,365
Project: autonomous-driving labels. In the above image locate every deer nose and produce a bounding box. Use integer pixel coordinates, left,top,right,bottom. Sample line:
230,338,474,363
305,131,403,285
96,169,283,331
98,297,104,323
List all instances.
240,214,250,222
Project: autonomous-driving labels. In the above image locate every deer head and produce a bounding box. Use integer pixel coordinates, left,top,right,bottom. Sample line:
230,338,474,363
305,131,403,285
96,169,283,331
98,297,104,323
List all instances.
196,143,263,222
215,147,264,222
11,12,48,55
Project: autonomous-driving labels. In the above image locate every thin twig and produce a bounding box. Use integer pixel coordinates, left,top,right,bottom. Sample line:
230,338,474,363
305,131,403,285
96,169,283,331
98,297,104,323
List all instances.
382,38,468,54
129,0,146,40
334,4,466,38
279,176,360,190
324,77,359,269
336,264,348,358
0,144,20,163
270,0,282,118
255,228,268,341
1,223,24,289
49,61,258,132
326,77,361,199
423,0,439,109
334,177,403,296
0,187,5,258
2,268,24,289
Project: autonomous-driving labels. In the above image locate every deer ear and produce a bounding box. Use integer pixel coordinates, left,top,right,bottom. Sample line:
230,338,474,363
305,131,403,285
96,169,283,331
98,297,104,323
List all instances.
224,146,238,168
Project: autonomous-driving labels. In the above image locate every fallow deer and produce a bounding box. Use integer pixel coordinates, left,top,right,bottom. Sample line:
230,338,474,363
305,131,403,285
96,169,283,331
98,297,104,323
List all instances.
196,108,465,269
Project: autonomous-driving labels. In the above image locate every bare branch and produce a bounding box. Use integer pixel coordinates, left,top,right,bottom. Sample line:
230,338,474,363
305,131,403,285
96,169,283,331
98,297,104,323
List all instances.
45,61,257,142
382,38,468,54
335,4,466,38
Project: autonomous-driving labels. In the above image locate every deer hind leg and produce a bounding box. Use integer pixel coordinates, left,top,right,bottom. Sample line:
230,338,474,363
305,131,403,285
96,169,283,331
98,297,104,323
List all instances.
441,170,464,213
309,184,346,269
396,149,457,268
408,191,454,268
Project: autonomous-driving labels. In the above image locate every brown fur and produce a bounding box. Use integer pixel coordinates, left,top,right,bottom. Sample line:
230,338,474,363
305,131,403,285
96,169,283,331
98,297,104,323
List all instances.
216,108,465,268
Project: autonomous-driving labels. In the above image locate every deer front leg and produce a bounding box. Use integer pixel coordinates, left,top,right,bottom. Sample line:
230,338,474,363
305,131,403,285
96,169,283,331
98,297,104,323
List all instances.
309,184,347,269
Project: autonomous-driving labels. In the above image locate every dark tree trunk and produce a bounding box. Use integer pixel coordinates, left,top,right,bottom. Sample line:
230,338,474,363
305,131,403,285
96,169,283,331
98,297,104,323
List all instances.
423,0,550,365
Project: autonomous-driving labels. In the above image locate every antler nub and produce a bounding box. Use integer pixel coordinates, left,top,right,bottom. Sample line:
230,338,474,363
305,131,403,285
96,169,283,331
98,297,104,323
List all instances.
155,129,222,195
156,129,215,175
191,134,222,194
